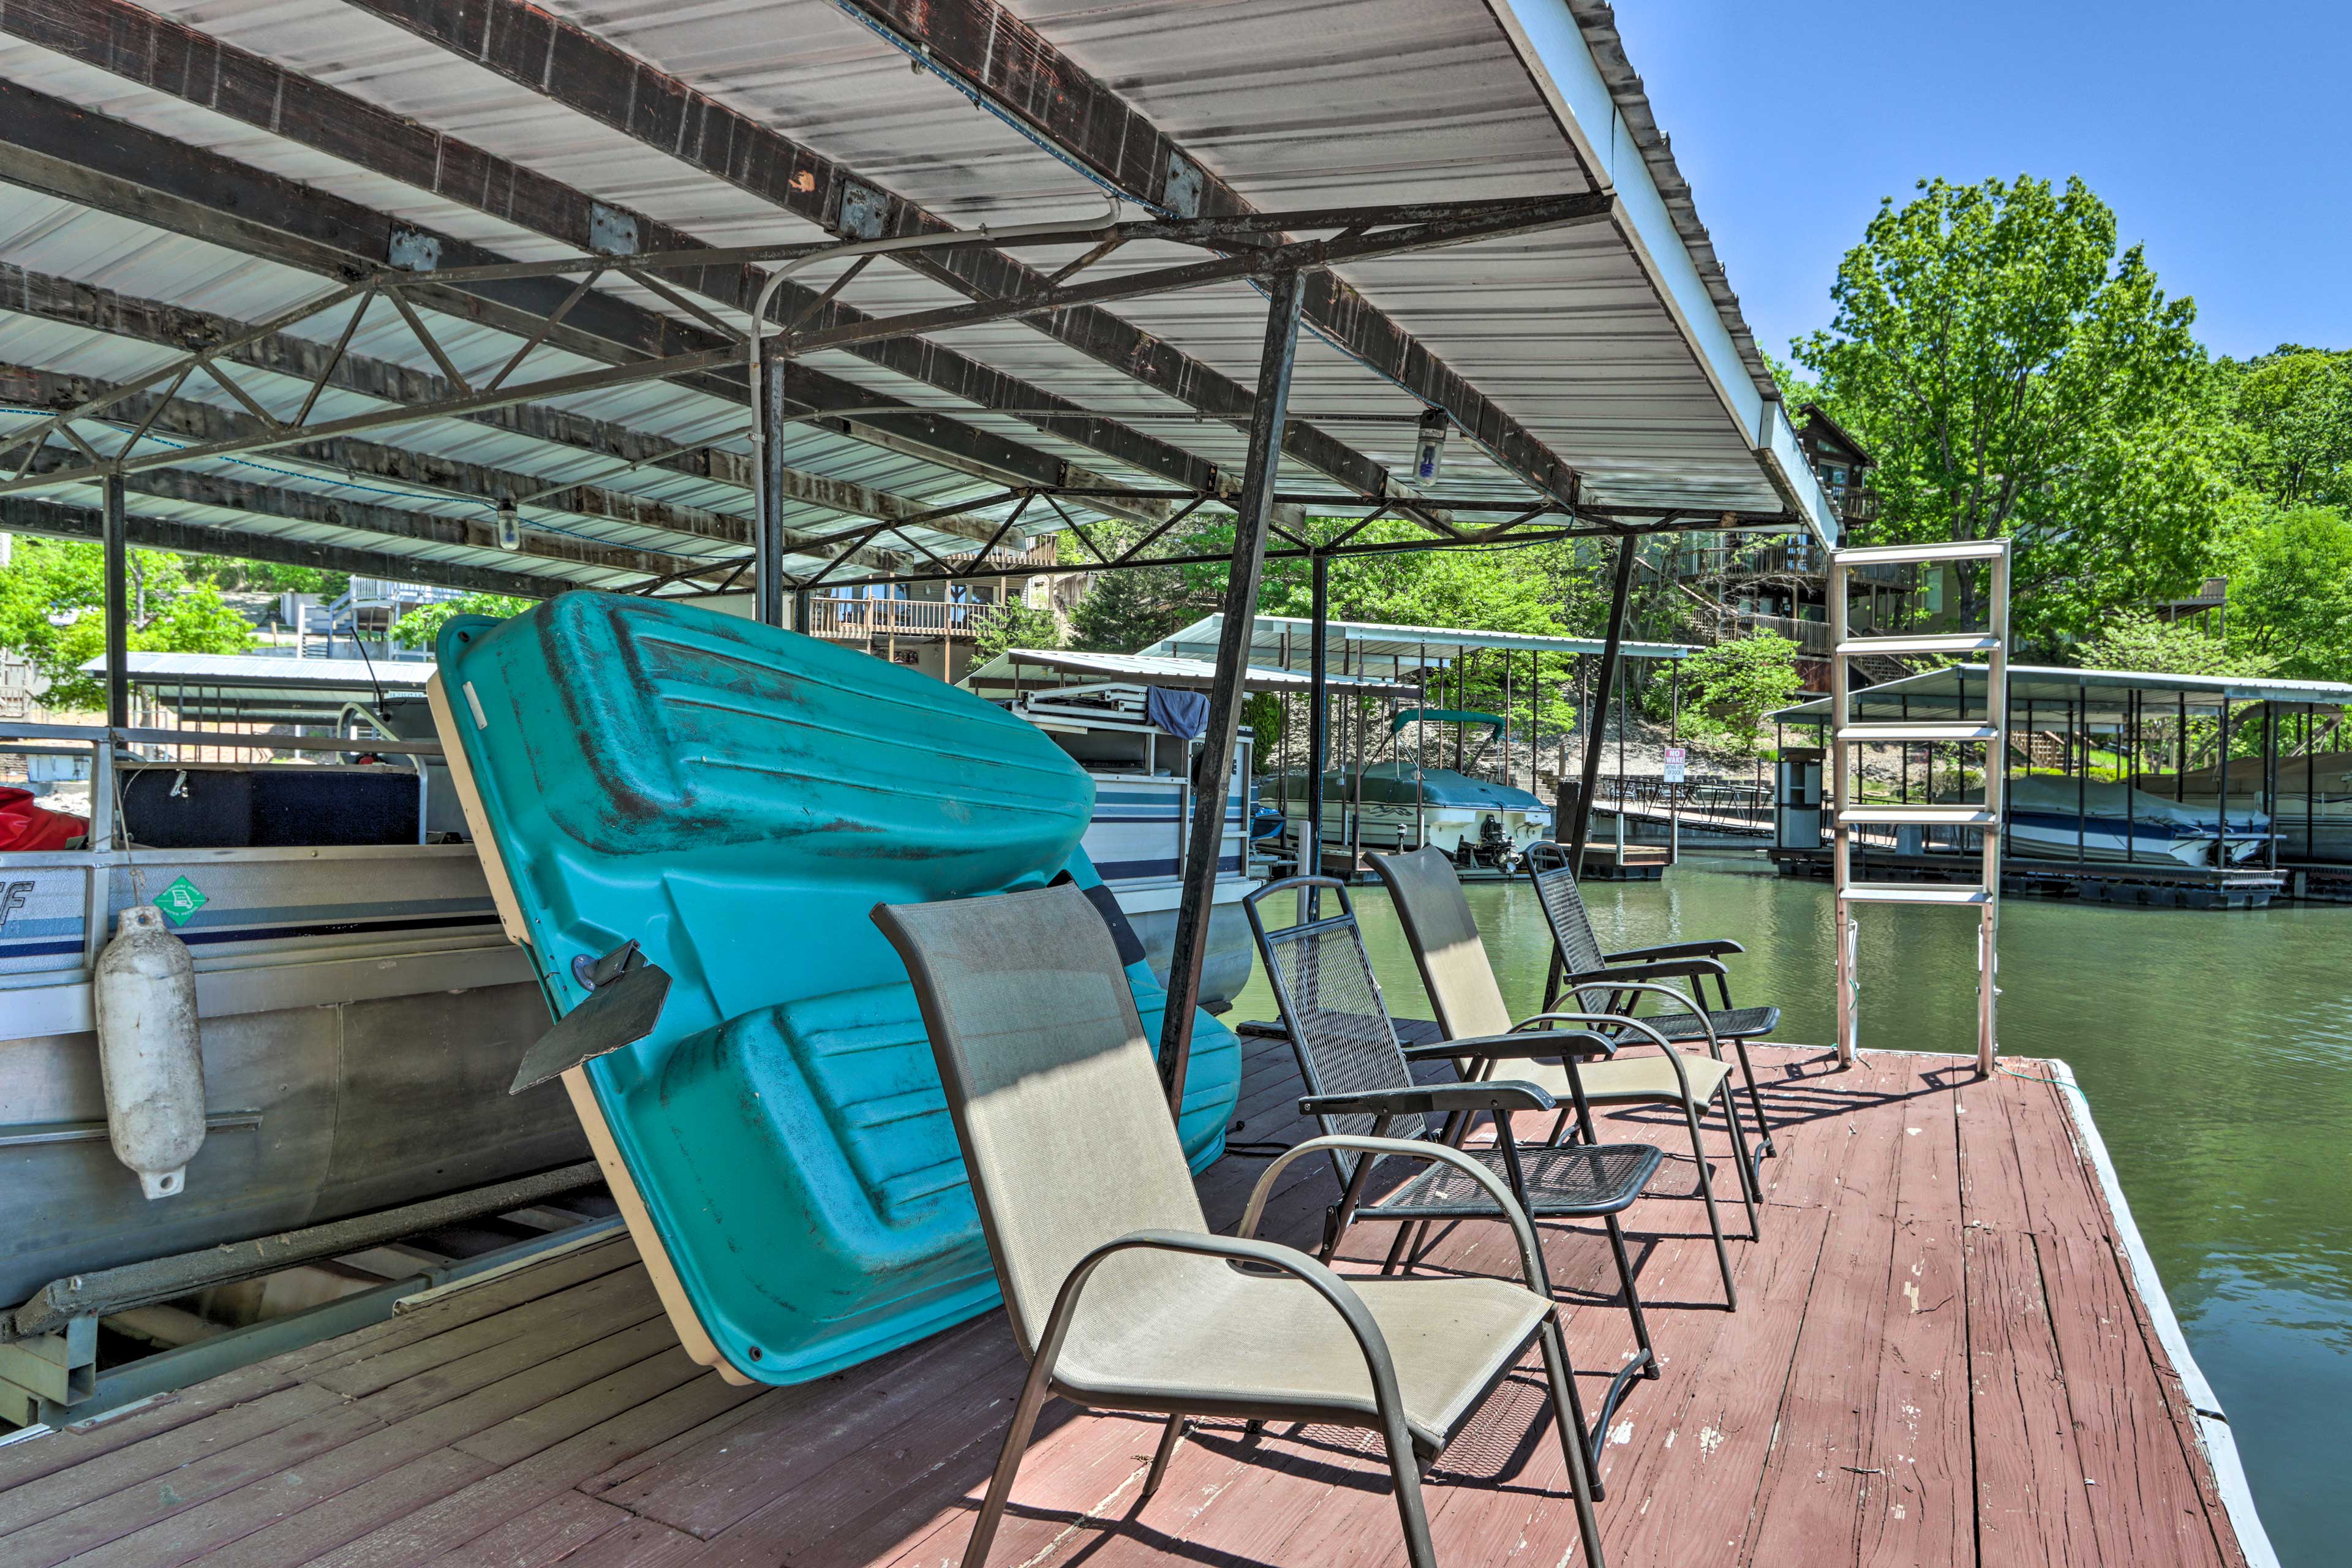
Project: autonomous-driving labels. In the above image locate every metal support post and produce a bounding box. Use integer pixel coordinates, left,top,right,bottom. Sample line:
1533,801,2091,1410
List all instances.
2263,702,2280,870
753,358,789,627
103,472,129,731
2214,699,2232,861
1306,550,1331,887
1978,545,2008,1074
1566,534,1636,873
1547,532,1635,1008
1830,549,1855,1065
1158,271,1306,1117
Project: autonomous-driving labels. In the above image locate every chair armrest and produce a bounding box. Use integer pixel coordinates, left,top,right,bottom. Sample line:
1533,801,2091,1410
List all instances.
1238,1135,1548,1293
1403,1029,1616,1062
1605,938,1743,963
1035,1229,1407,1428
1300,1079,1555,1120
1586,982,1725,1058
1580,959,1731,982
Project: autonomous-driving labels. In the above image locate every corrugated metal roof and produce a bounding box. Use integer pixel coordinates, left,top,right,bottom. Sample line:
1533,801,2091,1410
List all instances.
1,0,1833,601
963,646,1419,696
1774,665,2352,725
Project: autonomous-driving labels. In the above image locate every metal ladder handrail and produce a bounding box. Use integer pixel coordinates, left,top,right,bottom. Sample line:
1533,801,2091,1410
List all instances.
1829,540,2010,1075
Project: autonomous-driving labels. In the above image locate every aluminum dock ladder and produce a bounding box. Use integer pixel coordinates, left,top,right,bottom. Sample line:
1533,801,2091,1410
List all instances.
1828,538,2011,1076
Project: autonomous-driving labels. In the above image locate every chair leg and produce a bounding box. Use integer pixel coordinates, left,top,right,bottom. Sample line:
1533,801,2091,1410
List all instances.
1142,1414,1186,1500
1600,1215,1657,1379
1381,1220,1429,1276
1547,1107,1575,1147
961,1354,1058,1568
1681,1096,1739,1311
1538,1317,1611,1567
1730,1035,1776,1158
1385,1429,1440,1568
1716,1079,1763,1240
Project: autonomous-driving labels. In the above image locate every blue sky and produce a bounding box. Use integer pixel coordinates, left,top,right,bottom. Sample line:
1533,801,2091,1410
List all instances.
1611,1,2352,363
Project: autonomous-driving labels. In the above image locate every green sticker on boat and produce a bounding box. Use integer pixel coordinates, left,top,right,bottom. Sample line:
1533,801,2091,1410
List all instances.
154,876,208,926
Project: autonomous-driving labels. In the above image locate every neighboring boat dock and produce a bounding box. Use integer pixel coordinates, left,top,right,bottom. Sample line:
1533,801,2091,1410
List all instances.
0,1033,2266,1568
1765,665,2352,908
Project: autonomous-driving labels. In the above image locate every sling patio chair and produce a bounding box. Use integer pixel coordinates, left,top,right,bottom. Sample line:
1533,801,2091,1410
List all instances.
872,883,1608,1568
1373,846,1760,1309
1240,875,1667,1469
1525,840,1782,1183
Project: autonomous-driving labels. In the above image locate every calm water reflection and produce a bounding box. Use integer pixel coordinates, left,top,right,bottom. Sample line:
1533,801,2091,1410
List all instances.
1227,853,2348,1565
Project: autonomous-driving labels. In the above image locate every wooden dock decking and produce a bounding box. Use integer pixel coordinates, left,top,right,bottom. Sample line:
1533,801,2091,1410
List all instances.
0,1039,2259,1568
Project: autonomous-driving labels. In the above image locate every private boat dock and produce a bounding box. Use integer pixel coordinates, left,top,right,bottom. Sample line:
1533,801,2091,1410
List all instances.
0,1032,2264,1568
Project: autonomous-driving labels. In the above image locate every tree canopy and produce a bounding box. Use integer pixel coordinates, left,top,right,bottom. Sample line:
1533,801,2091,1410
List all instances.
0,539,256,709
390,593,535,652
1792,175,2220,641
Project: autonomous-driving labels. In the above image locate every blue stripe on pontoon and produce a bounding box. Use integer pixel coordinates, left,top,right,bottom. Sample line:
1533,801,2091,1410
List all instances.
0,938,84,957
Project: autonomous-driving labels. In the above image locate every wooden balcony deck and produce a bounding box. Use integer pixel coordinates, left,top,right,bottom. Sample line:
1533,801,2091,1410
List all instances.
0,1038,2261,1567
801,598,1008,643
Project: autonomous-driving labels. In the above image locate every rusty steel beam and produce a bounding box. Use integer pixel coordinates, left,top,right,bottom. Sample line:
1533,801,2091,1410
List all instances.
835,0,1588,507
0,360,915,574
0,495,568,599
0,265,1028,555
341,0,1407,502
15,448,729,585
0,78,1084,499
0,0,1216,505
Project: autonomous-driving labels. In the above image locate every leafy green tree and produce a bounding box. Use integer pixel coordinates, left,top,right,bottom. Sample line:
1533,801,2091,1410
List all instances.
1794,175,2221,638
972,597,1062,662
2079,609,2264,677
188,559,353,598
1652,635,1802,753
1065,539,1211,653
2223,505,2352,680
0,540,256,709
391,592,535,652
2218,349,2352,508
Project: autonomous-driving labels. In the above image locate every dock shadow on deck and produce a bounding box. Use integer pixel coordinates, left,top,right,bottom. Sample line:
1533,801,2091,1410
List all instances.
0,1040,2256,1567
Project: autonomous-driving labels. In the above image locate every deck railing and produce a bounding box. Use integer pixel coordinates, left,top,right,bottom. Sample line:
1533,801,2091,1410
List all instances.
799,598,1011,641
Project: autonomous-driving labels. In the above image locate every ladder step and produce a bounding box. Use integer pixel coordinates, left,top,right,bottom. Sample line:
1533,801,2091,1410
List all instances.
1840,884,1992,906
1835,723,2001,743
1836,633,2000,657
1839,804,1996,826
1833,540,2009,565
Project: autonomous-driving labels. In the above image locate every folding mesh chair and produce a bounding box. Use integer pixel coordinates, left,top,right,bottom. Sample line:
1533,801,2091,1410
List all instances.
1242,875,1667,1471
873,883,1608,1568
1373,846,1758,1309
1528,840,1781,1184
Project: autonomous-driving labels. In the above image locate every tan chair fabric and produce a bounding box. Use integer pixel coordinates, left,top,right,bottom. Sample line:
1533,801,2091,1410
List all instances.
875,884,1204,1360
1520,1052,1733,1107
1374,847,1517,1040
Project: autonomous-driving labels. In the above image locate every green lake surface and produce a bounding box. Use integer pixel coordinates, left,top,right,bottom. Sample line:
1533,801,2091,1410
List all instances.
1226,853,2345,1566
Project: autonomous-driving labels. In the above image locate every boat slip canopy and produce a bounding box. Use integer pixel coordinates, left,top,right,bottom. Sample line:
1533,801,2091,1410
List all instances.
1147,617,1695,674
964,647,1419,698
1,0,1831,605
429,595,1238,1385
1774,664,2352,726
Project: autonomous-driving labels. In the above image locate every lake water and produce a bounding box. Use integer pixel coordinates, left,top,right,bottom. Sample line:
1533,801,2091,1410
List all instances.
1226,853,2347,1566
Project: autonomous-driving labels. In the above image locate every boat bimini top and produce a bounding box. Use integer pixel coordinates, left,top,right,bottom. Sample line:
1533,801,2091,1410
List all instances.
1279,760,1548,813
428,594,1238,1387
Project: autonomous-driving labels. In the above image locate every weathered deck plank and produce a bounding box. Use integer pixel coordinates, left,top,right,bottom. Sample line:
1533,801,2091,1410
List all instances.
0,1041,2255,1568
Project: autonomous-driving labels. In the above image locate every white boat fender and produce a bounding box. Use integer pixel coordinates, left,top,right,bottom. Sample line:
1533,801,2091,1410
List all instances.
93,906,205,1199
